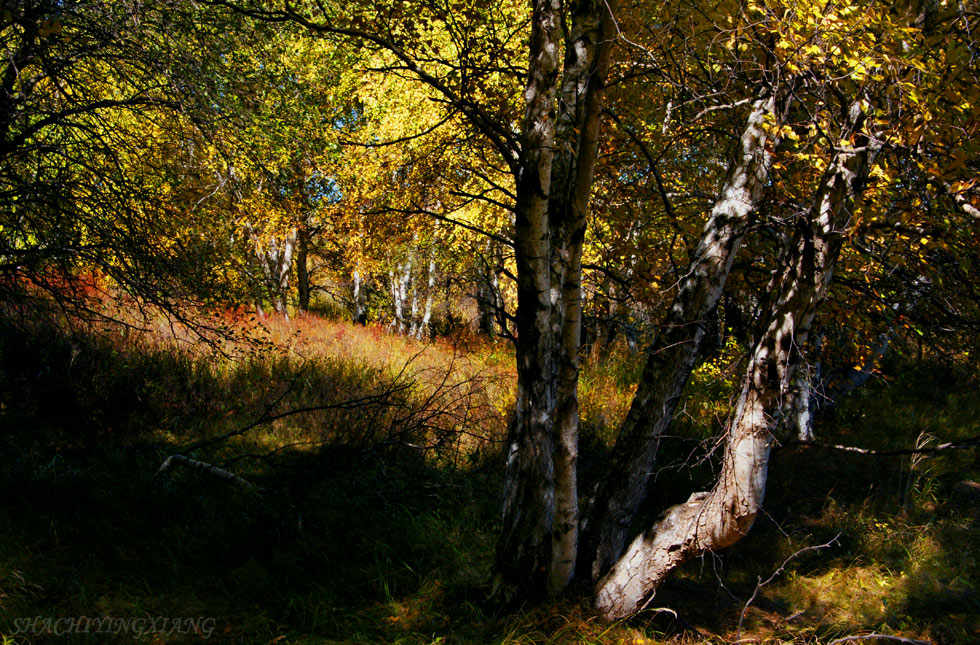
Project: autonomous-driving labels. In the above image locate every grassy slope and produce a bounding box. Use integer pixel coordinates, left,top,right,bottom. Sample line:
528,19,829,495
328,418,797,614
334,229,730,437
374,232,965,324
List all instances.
0,311,977,644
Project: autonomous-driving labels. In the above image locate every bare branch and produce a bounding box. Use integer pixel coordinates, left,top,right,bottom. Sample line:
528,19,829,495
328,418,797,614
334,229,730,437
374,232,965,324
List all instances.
736,534,841,640
827,633,931,645
787,434,980,457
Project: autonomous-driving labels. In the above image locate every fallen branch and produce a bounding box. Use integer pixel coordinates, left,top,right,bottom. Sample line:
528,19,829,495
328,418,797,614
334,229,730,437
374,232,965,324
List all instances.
157,454,259,489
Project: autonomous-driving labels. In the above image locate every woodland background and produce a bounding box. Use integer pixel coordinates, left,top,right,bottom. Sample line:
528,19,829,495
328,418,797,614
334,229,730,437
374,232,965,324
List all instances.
1,0,979,642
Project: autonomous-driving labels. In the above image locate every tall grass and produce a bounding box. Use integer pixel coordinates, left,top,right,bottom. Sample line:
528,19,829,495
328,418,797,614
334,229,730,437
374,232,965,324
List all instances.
0,307,977,643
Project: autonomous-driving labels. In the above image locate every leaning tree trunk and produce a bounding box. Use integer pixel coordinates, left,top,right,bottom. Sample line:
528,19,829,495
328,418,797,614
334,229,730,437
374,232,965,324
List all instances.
581,95,779,581
594,98,880,621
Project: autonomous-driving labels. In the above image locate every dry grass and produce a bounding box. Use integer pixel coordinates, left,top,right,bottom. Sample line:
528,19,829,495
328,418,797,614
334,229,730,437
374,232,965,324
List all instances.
0,306,977,643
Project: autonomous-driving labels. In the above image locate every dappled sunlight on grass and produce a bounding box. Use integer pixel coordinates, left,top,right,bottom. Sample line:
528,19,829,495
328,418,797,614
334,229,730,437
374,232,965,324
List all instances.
1,306,979,643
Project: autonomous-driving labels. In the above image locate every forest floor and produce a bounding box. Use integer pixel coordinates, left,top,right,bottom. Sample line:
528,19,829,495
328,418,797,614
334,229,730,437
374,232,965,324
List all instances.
0,306,978,644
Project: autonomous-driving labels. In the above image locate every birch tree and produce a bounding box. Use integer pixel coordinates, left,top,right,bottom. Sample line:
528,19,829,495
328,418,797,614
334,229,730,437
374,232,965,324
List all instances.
213,0,980,617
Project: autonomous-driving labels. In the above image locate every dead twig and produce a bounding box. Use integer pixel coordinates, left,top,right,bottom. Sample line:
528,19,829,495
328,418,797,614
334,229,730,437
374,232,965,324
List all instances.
736,534,841,640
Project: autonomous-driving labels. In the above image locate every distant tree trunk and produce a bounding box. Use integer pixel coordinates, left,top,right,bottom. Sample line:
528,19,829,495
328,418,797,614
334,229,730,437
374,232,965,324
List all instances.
352,270,367,324
246,223,297,319
296,225,310,313
594,98,880,621
785,362,818,441
276,228,297,317
581,96,778,581
477,242,497,337
389,269,401,331
416,240,437,339
491,242,510,337
401,247,414,334
823,333,892,408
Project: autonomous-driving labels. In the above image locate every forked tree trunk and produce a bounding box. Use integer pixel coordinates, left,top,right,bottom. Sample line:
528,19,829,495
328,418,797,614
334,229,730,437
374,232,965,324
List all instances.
246,223,297,319
495,0,617,599
581,95,778,581
594,98,879,621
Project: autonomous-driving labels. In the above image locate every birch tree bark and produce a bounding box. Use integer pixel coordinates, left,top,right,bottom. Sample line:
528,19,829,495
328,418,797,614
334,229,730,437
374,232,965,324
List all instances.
246,223,297,318
547,0,618,594
415,236,437,340
492,0,562,600
594,98,880,621
494,0,618,599
352,269,367,324
581,95,778,581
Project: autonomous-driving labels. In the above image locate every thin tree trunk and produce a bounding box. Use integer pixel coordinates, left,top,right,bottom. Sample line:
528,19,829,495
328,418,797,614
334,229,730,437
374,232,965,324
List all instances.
417,238,437,339
594,98,880,621
296,225,310,313
352,269,366,324
477,240,497,337
389,268,401,332
275,228,297,318
581,96,778,581
491,241,509,337
401,249,413,335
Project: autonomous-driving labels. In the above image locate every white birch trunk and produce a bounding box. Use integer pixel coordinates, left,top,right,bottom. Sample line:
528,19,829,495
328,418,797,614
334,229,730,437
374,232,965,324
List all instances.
417,241,437,339
547,0,619,595
582,95,778,580
493,0,562,600
594,98,880,621
246,223,296,319
352,270,364,323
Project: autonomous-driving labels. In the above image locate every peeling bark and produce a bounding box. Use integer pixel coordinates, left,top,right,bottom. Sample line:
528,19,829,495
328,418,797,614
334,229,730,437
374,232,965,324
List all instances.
594,98,880,621
492,0,562,601
545,0,619,595
582,96,778,581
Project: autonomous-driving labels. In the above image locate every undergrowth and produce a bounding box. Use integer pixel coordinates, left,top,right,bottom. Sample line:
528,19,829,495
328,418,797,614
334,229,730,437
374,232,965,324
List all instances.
0,308,977,643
